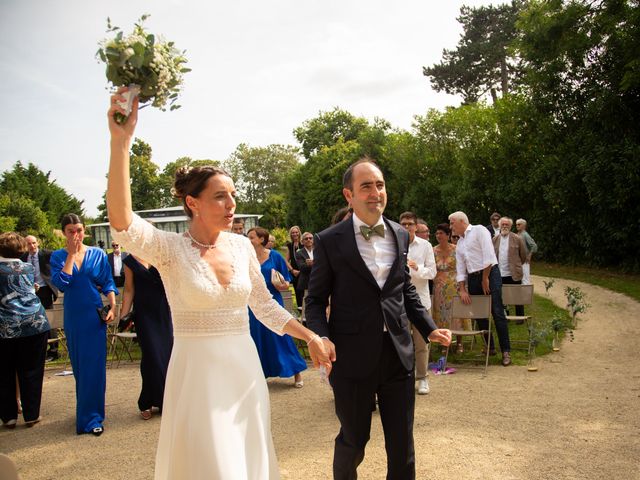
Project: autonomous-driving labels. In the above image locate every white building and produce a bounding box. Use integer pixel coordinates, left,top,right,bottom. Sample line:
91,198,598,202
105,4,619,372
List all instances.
88,206,261,248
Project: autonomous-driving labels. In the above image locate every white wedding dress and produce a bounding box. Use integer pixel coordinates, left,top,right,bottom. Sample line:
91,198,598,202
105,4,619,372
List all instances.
112,214,292,480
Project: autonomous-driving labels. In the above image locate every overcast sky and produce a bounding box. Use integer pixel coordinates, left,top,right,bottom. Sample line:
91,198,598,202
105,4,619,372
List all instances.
0,0,495,217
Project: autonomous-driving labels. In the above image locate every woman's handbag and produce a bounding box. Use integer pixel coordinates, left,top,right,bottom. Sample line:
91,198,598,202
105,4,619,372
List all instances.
270,269,288,291
118,311,136,332
97,304,111,323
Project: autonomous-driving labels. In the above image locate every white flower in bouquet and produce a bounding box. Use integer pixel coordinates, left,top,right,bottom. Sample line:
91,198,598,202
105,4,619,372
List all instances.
96,14,190,122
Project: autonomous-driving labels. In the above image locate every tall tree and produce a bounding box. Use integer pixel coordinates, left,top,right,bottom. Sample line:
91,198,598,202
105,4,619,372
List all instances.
224,144,300,213
97,138,163,219
515,0,640,268
423,1,525,103
0,161,85,225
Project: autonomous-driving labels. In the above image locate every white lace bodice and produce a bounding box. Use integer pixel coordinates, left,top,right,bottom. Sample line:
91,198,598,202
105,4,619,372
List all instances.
111,213,292,337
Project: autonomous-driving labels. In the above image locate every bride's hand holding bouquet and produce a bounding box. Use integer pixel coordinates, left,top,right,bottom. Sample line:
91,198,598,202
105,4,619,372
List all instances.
97,14,190,124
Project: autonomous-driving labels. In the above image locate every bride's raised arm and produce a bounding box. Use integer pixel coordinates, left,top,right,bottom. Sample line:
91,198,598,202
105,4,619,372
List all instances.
107,87,139,231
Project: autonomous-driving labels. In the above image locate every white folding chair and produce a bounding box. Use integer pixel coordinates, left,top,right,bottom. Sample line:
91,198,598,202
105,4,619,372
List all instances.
445,295,492,375
502,284,535,359
46,307,69,369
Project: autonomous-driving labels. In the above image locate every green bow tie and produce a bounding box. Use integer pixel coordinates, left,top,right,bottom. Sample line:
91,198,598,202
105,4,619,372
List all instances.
360,224,385,241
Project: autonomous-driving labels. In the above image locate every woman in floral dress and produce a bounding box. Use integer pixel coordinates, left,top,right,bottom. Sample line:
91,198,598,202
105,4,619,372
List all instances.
432,223,469,353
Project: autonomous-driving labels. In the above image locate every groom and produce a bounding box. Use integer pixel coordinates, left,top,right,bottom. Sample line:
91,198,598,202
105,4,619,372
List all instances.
305,158,452,480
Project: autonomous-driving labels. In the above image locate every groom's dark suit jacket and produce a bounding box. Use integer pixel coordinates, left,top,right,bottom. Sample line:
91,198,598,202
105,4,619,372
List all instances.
305,216,437,378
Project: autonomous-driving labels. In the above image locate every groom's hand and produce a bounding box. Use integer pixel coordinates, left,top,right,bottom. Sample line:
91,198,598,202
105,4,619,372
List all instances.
309,337,336,374
428,329,452,347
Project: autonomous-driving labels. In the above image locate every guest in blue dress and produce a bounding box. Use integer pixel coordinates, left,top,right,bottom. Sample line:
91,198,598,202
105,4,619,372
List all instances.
247,227,307,387
50,214,117,436
0,232,50,429
120,253,173,420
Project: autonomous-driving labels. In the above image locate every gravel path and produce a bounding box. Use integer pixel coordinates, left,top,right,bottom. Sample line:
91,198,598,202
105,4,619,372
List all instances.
2,275,638,479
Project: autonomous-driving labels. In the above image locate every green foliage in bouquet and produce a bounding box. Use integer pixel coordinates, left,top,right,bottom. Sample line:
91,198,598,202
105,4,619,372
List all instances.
96,14,190,111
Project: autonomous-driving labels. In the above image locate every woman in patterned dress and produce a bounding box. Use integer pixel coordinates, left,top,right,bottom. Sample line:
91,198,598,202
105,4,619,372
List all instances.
432,223,469,353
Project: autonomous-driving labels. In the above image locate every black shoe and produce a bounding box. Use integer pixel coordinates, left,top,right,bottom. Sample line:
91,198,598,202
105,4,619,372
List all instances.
91,426,104,436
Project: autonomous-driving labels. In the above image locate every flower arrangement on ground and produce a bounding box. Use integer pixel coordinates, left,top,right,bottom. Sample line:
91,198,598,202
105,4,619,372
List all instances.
96,14,190,122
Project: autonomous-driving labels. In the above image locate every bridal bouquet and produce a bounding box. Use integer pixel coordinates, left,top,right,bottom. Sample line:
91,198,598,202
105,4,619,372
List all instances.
97,14,190,122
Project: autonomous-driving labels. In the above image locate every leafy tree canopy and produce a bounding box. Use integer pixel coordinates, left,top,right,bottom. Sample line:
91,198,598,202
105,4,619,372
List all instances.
423,1,525,103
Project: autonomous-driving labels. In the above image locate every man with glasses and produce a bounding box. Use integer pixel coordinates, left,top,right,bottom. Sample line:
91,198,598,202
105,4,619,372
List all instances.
107,242,128,288
400,212,436,395
294,232,315,303
486,212,501,238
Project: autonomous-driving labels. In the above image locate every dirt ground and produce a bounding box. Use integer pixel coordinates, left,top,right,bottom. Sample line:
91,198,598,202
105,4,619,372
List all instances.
1,275,639,480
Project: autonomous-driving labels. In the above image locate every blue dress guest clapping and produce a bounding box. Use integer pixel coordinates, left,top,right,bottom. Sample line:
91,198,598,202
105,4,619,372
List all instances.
50,247,117,434
248,249,307,379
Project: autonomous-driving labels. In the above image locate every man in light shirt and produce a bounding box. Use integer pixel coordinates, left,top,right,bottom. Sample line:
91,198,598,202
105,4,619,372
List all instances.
449,211,512,366
107,242,127,288
493,217,527,317
400,211,436,395
294,232,315,297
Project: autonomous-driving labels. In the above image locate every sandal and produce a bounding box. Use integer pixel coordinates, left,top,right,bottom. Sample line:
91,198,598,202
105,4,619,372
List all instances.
294,374,304,388
140,409,152,420
91,426,104,436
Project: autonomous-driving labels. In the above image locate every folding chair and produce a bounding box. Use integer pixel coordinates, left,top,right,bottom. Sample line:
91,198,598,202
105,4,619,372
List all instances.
445,295,492,375
107,304,137,368
281,288,310,360
46,307,69,370
110,331,137,367
502,284,534,359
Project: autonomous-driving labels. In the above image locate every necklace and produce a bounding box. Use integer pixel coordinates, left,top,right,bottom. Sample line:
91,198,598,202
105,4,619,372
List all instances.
186,230,218,249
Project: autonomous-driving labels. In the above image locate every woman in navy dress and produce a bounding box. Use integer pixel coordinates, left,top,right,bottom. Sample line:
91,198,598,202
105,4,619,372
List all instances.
50,214,117,436
247,227,307,387
120,253,173,419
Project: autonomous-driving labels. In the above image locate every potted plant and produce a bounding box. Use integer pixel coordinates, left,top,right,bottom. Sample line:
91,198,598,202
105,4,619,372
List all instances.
564,286,589,329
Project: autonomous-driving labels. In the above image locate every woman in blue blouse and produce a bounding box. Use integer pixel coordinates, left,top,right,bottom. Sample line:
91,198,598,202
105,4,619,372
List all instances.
50,214,117,436
247,227,307,387
0,232,50,429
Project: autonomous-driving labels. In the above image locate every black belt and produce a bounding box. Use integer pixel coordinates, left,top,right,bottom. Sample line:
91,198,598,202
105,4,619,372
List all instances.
469,270,483,277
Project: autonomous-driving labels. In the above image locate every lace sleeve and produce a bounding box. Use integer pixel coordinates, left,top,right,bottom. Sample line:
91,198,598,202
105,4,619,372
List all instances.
110,213,174,269
246,240,292,335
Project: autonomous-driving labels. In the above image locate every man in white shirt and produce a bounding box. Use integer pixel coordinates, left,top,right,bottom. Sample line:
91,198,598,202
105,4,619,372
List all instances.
449,211,512,366
400,211,436,395
107,242,127,288
294,232,315,294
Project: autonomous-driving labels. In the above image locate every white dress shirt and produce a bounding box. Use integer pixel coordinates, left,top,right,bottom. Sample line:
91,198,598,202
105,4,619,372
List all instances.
113,253,123,277
407,236,436,310
455,224,498,283
352,213,396,290
304,247,314,261
497,234,512,277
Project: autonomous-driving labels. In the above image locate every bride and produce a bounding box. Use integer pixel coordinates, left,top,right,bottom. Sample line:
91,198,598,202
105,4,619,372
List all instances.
106,88,336,479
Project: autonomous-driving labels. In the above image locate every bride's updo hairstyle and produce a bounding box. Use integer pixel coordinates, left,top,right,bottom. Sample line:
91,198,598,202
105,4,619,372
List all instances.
172,166,232,218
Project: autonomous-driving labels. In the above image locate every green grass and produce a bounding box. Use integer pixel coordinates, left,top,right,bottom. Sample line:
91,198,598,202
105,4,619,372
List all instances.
533,261,640,303
440,293,572,367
